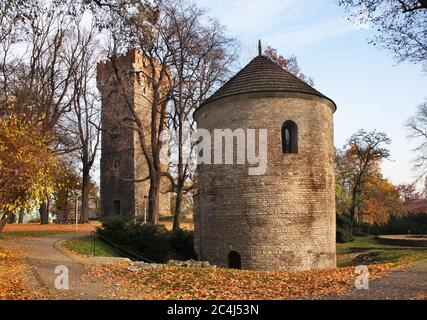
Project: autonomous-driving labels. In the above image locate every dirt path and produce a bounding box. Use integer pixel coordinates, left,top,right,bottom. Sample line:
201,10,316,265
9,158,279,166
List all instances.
329,259,427,300
5,232,114,300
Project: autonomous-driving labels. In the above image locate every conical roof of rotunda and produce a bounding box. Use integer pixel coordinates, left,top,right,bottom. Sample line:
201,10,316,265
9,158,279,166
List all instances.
198,54,336,111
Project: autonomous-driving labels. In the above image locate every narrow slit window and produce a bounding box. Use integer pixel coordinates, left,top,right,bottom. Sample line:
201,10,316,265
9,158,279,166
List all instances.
282,120,298,154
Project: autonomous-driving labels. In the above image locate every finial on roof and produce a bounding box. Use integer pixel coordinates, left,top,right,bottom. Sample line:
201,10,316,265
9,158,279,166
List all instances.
258,39,262,56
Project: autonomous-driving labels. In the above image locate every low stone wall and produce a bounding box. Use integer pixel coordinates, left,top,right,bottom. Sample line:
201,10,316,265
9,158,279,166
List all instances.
126,259,216,272
376,235,427,247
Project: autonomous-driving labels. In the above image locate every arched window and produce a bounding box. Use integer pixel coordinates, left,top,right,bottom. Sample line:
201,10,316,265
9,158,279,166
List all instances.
282,120,298,154
228,251,241,269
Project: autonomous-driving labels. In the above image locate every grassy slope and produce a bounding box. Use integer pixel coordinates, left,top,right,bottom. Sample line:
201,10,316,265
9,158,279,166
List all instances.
64,236,120,257
337,236,427,267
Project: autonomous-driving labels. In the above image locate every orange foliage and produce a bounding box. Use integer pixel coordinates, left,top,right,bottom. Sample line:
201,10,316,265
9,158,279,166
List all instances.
0,246,46,300
87,263,392,300
3,222,100,233
360,175,404,224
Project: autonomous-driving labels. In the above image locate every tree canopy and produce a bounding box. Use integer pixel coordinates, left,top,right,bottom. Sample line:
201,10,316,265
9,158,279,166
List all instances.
0,108,58,231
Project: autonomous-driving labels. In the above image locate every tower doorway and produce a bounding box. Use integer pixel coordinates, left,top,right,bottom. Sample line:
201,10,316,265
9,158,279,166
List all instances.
228,251,241,269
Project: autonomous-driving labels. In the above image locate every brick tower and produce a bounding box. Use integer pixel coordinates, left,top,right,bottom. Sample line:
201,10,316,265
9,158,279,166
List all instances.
97,49,170,218
194,54,336,271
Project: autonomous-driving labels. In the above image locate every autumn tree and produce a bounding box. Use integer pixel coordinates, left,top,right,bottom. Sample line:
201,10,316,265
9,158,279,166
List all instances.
2,3,78,134
0,1,99,224
397,182,423,202
339,0,427,67
63,22,101,224
406,102,427,182
335,129,392,222
51,160,80,223
100,0,235,225
263,46,314,86
0,111,58,233
163,1,235,230
0,1,17,43
102,1,171,224
360,174,404,224
335,148,354,216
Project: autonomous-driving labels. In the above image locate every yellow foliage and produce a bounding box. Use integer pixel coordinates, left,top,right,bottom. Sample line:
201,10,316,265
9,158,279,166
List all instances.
0,110,58,212
360,175,404,224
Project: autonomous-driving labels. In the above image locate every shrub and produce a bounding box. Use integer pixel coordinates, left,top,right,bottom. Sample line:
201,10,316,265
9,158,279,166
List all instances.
336,214,356,242
336,212,427,239
130,223,171,262
376,213,427,235
97,216,195,263
336,228,354,243
352,221,373,236
98,215,132,244
169,228,196,260
336,213,353,230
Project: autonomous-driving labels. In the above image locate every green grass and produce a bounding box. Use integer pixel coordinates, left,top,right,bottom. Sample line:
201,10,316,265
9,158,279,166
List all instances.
65,235,121,257
0,230,70,238
336,236,383,254
367,250,427,265
337,236,427,268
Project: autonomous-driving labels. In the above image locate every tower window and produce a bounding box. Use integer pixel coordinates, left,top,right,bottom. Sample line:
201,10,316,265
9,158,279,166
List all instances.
282,120,298,154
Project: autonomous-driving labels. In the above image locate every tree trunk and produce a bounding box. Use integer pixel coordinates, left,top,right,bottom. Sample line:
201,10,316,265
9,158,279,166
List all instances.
173,182,184,231
39,200,49,225
8,213,16,224
18,207,24,224
80,167,90,224
148,175,161,225
64,191,69,221
173,116,184,231
0,211,10,233
349,183,359,224
349,202,356,223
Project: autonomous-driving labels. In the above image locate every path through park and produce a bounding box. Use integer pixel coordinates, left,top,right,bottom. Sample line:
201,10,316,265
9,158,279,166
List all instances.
5,232,115,300
330,258,427,300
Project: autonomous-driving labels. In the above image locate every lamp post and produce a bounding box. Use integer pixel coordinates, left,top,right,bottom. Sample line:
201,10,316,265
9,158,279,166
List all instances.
73,191,79,231
74,182,80,232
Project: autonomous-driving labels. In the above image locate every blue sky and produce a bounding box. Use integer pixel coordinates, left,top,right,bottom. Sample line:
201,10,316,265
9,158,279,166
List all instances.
197,0,427,185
